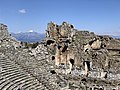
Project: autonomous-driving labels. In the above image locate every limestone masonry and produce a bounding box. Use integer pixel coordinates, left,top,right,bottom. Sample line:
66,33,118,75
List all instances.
0,22,120,90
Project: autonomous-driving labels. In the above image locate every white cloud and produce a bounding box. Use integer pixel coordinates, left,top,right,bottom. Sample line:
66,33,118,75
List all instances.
18,9,27,14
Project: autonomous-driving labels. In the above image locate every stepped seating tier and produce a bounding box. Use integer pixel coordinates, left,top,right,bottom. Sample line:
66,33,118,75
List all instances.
0,57,46,90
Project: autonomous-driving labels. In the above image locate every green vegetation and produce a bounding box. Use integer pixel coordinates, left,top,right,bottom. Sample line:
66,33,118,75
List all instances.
24,42,39,49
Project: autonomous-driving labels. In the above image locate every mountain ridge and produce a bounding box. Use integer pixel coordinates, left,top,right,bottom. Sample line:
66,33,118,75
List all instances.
11,32,45,43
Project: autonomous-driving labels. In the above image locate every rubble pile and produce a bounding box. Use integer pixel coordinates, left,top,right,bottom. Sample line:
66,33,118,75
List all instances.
0,22,120,90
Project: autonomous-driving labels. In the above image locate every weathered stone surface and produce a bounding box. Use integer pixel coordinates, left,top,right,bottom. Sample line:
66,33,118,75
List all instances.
44,22,120,89
0,24,9,39
0,22,120,90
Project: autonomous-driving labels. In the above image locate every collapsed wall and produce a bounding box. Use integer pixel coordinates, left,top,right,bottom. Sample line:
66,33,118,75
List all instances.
45,22,81,71
45,22,120,80
45,22,101,72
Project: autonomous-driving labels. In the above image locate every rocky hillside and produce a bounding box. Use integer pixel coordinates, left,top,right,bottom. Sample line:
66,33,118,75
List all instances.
0,22,120,90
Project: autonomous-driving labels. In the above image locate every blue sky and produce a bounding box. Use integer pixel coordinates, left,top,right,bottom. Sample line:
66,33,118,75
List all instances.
0,0,120,35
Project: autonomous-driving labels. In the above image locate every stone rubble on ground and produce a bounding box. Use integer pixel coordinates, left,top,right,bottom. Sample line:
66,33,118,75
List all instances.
0,23,120,90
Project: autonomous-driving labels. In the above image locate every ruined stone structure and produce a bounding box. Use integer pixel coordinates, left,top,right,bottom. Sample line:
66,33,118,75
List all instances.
44,22,120,89
0,22,120,90
46,22,76,68
0,24,10,39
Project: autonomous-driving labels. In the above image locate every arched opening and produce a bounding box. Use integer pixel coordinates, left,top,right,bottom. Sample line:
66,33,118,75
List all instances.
51,56,55,60
46,40,55,45
70,59,74,66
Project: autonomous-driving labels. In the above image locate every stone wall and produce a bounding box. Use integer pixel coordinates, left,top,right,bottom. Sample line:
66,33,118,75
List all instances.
0,24,10,39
